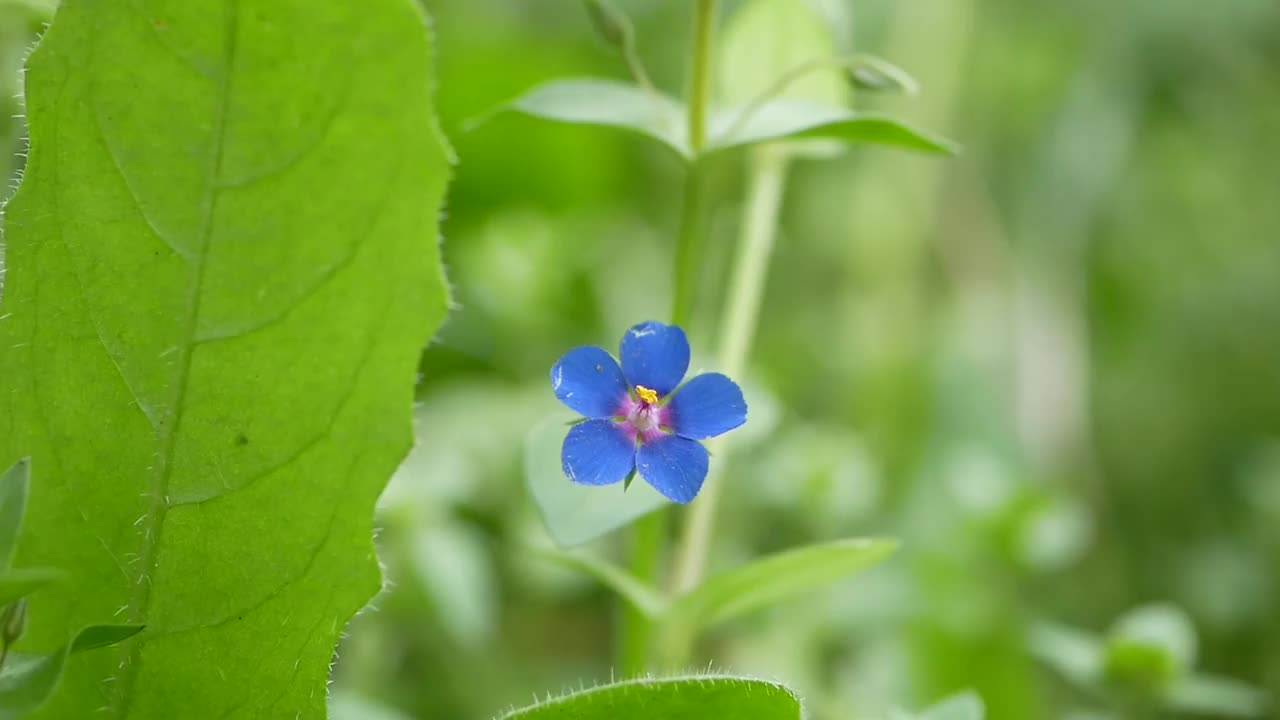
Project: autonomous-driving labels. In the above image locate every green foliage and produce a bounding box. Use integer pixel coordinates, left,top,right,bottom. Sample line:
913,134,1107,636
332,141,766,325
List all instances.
507,80,689,158
706,102,959,156
0,624,144,720
0,0,1266,717
1031,608,1269,717
497,676,802,720
501,0,955,166
0,461,61,609
532,547,665,619
708,0,949,155
0,460,141,717
505,80,955,159
670,538,896,630
0,1,450,717
535,536,893,672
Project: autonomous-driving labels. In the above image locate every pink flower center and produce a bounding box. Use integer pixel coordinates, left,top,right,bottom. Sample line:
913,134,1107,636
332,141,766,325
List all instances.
616,386,671,444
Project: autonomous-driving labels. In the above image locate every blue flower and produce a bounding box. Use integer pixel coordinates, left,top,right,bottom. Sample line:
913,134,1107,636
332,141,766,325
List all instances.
550,321,747,504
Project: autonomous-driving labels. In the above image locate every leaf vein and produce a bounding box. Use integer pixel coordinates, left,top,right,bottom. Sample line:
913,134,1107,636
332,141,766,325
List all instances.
193,155,404,346
111,2,240,715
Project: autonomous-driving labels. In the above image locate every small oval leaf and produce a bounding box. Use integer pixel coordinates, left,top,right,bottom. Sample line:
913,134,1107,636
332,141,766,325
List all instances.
503,79,689,158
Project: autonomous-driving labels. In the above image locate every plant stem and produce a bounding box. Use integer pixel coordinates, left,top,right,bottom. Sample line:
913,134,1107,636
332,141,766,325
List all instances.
617,509,665,676
670,0,717,324
687,0,717,156
670,162,707,327
671,145,788,597
617,0,719,676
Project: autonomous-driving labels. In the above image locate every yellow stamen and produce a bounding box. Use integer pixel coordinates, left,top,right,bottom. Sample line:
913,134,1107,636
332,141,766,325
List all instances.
635,385,659,404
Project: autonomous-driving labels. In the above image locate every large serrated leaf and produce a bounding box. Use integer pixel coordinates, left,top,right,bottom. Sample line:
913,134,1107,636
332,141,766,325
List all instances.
497,676,803,720
0,1,450,717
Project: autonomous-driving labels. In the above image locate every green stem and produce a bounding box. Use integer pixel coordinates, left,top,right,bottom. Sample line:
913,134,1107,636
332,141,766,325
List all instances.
687,0,717,155
670,0,717,325
668,145,789,632
670,162,707,327
616,509,665,676
617,0,719,676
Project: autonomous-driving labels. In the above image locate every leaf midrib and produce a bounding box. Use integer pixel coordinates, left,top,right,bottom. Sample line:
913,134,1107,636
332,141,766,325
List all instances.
108,2,240,715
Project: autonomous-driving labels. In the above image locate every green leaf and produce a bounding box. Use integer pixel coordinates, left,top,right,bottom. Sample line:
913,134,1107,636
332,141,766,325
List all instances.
67,624,144,654
497,676,803,720
530,546,665,619
669,538,895,630
525,415,669,547
503,79,690,159
708,100,959,156
0,460,28,568
0,624,142,720
0,1,450,717
0,567,62,607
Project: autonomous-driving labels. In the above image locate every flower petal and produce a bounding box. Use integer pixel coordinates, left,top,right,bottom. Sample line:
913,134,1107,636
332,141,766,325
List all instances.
561,420,636,486
668,372,747,439
636,435,709,504
619,321,690,395
551,346,629,418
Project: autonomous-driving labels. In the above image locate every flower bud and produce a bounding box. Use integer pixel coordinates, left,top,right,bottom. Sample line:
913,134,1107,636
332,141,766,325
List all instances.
583,0,629,48
846,56,919,96
1,599,26,649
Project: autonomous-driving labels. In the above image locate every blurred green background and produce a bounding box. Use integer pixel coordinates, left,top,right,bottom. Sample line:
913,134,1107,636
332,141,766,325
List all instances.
2,0,1277,718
